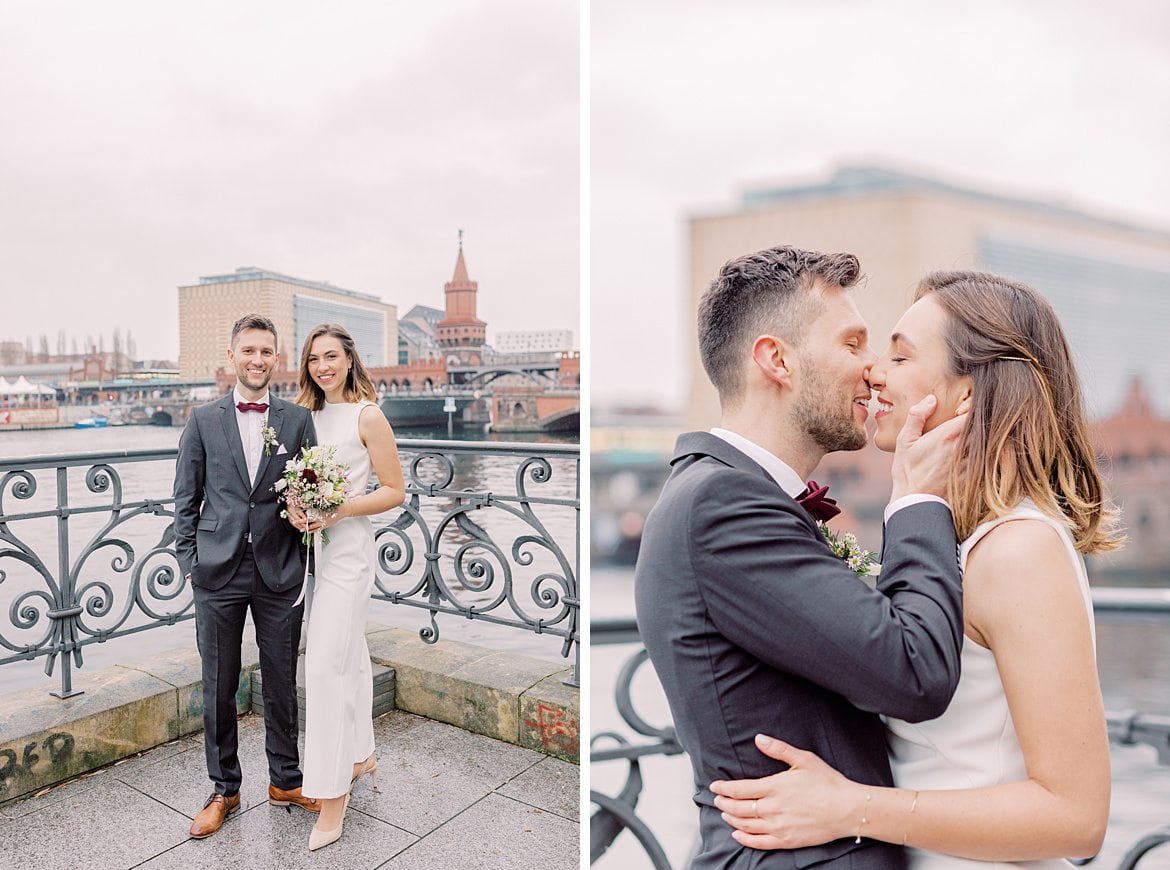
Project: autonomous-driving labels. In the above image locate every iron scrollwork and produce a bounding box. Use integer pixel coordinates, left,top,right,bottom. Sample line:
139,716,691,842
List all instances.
0,439,580,696
590,618,685,868
0,450,188,698
371,440,580,687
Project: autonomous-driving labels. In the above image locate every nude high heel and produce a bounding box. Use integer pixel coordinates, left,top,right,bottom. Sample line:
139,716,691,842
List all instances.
308,794,349,851
350,754,380,793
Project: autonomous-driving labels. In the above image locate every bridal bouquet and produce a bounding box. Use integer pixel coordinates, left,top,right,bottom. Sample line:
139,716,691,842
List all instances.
275,445,349,546
818,523,876,578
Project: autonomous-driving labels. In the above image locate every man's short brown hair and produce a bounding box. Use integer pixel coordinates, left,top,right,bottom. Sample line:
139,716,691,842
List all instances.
698,246,861,404
230,314,277,347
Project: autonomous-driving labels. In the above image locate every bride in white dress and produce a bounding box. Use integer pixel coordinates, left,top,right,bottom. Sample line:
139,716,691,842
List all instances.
287,323,405,852
711,271,1120,865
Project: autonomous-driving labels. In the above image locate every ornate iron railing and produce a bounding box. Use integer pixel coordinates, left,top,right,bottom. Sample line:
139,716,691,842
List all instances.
591,616,683,869
370,439,579,687
592,592,1170,870
0,439,579,698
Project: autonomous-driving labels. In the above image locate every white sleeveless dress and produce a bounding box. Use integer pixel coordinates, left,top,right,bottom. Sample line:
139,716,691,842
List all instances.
885,500,1095,870
301,400,377,799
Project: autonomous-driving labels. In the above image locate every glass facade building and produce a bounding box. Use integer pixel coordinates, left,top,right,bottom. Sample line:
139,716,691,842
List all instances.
293,295,389,367
980,238,1170,417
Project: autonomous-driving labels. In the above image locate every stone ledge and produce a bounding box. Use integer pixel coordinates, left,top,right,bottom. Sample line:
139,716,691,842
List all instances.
364,623,579,763
0,621,577,805
118,637,260,736
520,671,580,762
0,666,176,804
252,656,396,728
0,639,261,805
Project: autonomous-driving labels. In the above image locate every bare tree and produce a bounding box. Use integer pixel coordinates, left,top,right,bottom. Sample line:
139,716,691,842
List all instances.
112,326,123,360
56,330,66,356
38,334,49,362
71,336,79,356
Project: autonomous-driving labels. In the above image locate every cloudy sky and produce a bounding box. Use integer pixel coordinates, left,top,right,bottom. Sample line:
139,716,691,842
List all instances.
0,0,578,362
593,0,1170,410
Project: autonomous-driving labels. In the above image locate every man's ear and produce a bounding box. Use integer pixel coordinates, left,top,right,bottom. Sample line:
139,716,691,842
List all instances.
751,335,794,389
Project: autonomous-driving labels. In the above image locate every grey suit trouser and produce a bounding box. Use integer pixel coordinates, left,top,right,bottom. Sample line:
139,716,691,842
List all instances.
192,545,304,795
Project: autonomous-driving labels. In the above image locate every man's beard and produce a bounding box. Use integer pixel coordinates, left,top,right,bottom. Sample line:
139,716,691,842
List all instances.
794,362,867,453
236,363,272,391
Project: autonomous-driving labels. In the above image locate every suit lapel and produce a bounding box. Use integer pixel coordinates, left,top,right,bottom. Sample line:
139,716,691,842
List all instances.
670,431,817,526
219,396,251,490
250,400,286,494
670,431,775,485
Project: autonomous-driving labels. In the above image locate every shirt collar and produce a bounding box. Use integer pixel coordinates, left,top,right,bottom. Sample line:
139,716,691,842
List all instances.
232,387,270,408
709,428,805,498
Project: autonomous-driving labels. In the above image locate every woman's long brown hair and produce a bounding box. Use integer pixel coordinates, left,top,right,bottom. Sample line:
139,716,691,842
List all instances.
294,322,378,411
920,271,1122,554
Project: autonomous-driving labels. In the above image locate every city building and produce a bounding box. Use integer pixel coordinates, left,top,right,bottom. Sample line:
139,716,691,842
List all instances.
245,244,489,396
398,304,444,364
0,341,27,367
1092,377,1170,583
178,267,397,380
494,329,575,354
687,165,1170,427
435,243,487,365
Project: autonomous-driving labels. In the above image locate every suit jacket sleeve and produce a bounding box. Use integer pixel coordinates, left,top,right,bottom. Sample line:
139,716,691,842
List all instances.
172,410,205,579
690,470,963,722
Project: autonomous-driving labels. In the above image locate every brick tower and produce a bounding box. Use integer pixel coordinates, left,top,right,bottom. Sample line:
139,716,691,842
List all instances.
436,231,487,365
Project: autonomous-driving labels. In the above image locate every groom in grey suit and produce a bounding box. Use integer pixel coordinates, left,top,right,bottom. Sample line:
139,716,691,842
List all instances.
635,247,965,869
173,314,318,838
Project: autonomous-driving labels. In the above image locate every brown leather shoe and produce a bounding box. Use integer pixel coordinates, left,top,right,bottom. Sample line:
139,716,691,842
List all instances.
189,792,240,838
268,783,320,814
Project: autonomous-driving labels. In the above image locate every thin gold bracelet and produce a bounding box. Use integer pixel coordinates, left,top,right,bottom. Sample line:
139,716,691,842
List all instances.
901,790,920,846
855,788,872,844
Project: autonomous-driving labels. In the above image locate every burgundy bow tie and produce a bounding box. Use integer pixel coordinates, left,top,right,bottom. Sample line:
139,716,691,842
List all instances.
797,479,841,522
236,401,269,413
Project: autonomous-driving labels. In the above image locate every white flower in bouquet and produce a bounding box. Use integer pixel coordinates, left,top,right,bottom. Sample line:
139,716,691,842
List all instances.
276,445,350,546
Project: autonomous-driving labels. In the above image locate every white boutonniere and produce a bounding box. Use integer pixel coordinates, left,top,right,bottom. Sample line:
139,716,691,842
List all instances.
818,522,876,578
262,425,277,457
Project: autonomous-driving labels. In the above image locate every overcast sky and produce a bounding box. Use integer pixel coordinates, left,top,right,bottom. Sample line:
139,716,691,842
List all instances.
593,0,1170,410
0,0,578,362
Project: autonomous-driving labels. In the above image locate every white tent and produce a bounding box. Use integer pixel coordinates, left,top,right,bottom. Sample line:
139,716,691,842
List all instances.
2,376,55,396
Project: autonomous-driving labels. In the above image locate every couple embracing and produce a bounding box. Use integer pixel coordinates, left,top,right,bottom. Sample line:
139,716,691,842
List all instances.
173,315,405,851
635,247,1120,868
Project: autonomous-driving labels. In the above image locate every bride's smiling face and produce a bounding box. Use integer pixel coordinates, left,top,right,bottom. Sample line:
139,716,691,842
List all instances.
868,296,972,453
307,334,351,400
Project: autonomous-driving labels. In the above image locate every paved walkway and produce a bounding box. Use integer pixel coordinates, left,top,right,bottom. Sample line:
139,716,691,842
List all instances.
0,711,579,869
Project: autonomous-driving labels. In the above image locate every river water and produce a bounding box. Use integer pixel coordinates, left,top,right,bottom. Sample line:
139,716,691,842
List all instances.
592,567,1170,869
0,424,578,696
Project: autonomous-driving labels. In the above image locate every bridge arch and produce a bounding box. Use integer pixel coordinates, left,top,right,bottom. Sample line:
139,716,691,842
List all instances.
538,407,580,433
462,367,551,388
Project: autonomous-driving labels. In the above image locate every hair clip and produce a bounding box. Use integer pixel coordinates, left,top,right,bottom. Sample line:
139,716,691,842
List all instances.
998,356,1030,362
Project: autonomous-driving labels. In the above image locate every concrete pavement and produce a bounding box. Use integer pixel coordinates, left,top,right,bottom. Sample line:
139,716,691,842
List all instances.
0,709,579,869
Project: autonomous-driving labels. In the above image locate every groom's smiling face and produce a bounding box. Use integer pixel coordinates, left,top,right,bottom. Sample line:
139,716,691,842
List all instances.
791,284,875,453
227,327,278,396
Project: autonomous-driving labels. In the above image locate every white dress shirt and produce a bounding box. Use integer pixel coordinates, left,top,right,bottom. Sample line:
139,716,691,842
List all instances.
233,388,270,489
708,428,947,521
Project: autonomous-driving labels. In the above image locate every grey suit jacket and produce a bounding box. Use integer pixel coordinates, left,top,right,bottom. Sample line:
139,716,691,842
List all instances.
173,394,317,593
634,432,963,869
